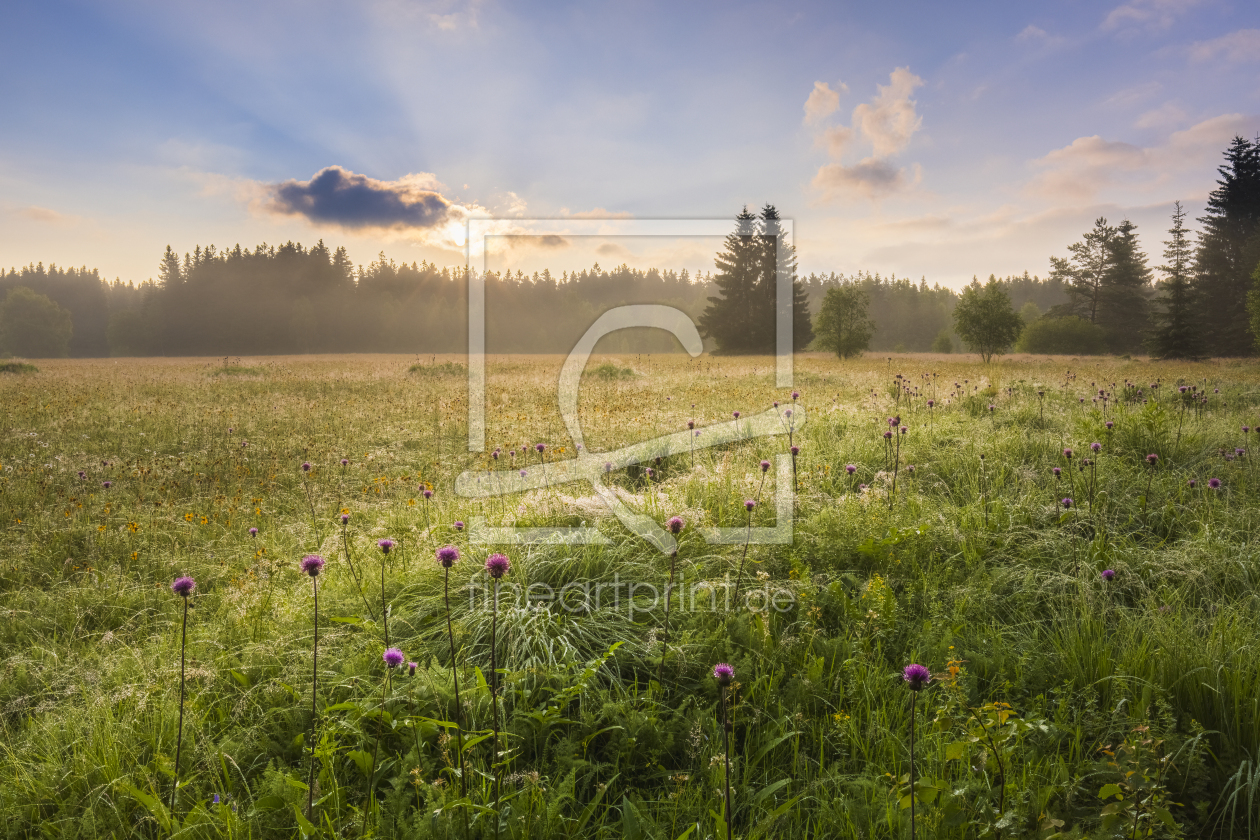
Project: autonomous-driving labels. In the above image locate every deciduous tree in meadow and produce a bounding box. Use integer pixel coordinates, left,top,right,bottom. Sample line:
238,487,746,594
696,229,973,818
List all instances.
814,283,875,358
953,277,1023,363
0,286,73,358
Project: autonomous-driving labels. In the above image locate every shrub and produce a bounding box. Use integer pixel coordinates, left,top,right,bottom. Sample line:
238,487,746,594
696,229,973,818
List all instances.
1015,316,1107,355
931,331,954,353
0,286,72,358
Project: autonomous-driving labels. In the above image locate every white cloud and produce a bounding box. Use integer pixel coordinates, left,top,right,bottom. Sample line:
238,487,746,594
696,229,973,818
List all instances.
806,67,925,201
1188,29,1260,63
819,125,855,159
1101,0,1201,34
1026,113,1258,201
1102,81,1162,109
803,80,844,124
851,67,924,158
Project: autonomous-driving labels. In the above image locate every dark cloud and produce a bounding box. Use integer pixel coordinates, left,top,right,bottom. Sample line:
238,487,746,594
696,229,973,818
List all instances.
266,166,458,230
812,158,914,199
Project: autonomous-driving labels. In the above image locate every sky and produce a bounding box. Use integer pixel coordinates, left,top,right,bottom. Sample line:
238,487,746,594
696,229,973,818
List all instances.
1,0,1258,289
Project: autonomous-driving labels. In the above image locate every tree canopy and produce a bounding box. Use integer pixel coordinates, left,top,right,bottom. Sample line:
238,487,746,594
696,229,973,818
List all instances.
813,284,874,359
0,286,73,358
953,277,1023,363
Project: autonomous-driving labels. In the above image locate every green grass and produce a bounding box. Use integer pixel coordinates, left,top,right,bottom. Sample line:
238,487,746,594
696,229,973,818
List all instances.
0,353,1259,838
409,361,467,377
0,362,38,374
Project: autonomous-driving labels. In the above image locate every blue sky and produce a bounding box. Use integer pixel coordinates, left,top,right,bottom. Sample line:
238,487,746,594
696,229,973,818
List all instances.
1,0,1257,287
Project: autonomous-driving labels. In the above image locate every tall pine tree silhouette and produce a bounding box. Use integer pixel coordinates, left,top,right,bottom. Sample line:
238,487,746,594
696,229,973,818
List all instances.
1196,136,1260,356
699,205,813,353
1148,202,1203,359
1098,218,1152,353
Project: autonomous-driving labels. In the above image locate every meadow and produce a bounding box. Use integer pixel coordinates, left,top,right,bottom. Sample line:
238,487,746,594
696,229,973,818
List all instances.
2,351,1260,839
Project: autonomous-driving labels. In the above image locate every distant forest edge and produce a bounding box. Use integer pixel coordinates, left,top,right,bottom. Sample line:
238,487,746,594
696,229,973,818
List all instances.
2,136,1257,359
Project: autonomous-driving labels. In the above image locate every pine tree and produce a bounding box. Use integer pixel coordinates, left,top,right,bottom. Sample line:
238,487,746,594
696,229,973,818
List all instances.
698,208,761,352
159,246,182,286
698,206,813,353
1195,136,1260,356
1148,202,1203,359
1098,219,1152,353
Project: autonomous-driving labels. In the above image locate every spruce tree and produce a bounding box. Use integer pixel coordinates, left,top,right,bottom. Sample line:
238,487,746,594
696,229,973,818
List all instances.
698,206,813,353
1195,136,1260,356
1098,218,1152,353
1148,202,1203,359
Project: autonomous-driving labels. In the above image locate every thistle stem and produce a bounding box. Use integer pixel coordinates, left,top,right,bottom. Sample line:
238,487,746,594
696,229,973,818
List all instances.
170,597,188,827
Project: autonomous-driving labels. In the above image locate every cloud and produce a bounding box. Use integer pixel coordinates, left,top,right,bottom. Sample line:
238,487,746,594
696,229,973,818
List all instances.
1134,102,1186,129
1102,81,1162,109
851,67,924,158
819,125,855,159
1188,29,1260,63
807,67,925,201
596,242,631,258
812,158,920,200
265,166,464,231
1026,113,1257,200
561,208,635,219
1101,0,1201,34
18,206,71,224
803,81,844,125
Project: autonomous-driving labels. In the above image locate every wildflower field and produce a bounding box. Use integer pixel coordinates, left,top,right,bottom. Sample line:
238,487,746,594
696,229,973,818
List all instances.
3,352,1260,839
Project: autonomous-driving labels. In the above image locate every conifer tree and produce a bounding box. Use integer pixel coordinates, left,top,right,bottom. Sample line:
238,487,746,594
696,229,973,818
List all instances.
698,205,813,353
1196,136,1260,356
1149,202,1203,359
1098,218,1152,353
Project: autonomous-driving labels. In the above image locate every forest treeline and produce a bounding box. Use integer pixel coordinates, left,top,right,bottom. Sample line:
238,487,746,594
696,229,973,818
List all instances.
0,248,1066,357
2,136,1257,358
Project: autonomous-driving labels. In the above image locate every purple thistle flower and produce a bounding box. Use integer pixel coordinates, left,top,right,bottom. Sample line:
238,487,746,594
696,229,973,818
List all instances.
1146,453,1158,466
744,499,756,511
383,648,404,668
790,445,800,456
784,408,792,417
408,661,417,676
102,481,112,489
902,663,931,691
791,391,800,400
604,462,613,473
1208,477,1221,489
927,399,935,407
760,460,771,473
845,464,856,474
302,462,311,472
773,401,779,408
667,516,685,534
1063,449,1073,459
340,458,348,467
1188,478,1197,488
687,420,695,430
171,576,195,598
884,430,892,440
485,553,511,578
1062,498,1073,508
300,555,325,577
492,450,499,460
906,464,915,473
453,521,465,531
378,538,394,554
858,483,869,491
1106,420,1114,429
900,426,908,434
437,545,459,568
1236,448,1246,457
988,404,995,412
77,471,85,480
733,411,740,419
1101,569,1115,581
249,527,258,537
1090,442,1101,452
713,663,734,685
341,513,349,525
423,488,433,499
1179,386,1187,393
535,443,545,453
519,469,527,477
